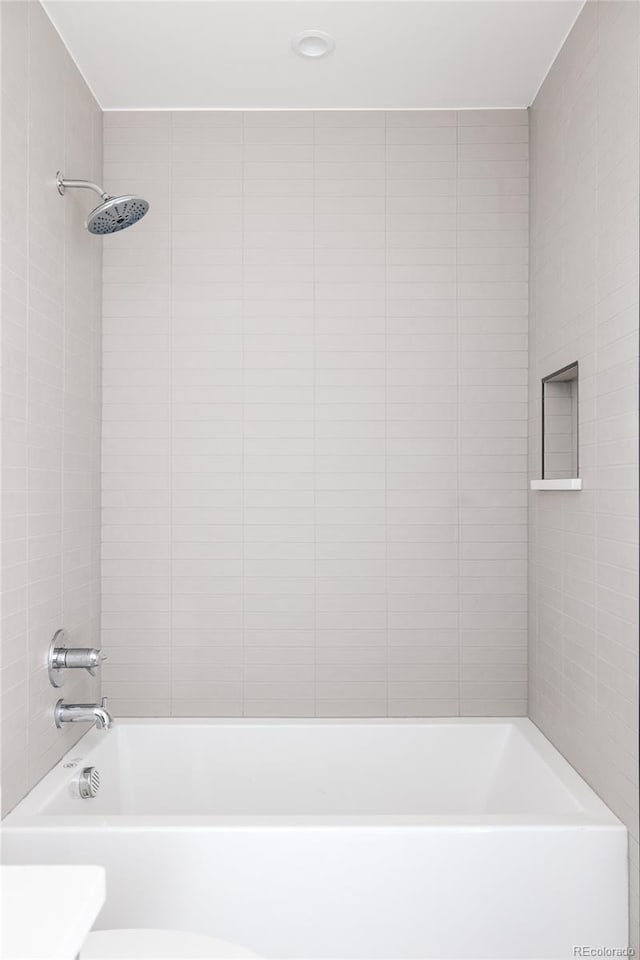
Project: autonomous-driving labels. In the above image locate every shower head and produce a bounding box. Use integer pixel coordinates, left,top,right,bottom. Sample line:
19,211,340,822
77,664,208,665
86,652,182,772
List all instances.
56,172,149,235
86,195,150,235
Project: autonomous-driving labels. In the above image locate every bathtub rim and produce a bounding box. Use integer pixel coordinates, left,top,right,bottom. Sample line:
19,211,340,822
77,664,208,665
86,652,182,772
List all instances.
1,717,625,830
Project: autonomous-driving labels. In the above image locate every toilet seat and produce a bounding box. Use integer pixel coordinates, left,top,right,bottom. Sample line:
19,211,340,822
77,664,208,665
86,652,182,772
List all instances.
80,928,263,959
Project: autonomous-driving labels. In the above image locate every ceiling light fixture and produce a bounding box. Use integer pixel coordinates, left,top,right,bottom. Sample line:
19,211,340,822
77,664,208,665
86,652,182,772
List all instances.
292,30,335,59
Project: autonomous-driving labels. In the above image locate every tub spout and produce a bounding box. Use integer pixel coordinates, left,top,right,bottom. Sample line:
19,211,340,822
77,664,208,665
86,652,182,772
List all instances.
54,697,113,730
93,703,113,730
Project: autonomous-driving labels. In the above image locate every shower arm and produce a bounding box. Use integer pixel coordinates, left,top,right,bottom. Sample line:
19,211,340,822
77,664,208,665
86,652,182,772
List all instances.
56,172,110,201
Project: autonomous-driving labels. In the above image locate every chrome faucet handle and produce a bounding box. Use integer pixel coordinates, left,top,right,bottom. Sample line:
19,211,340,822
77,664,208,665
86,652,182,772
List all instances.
82,650,108,678
48,631,107,687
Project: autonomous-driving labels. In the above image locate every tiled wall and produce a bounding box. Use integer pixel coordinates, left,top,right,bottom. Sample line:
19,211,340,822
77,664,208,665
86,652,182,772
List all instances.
528,1,639,947
1,1,102,814
101,108,529,718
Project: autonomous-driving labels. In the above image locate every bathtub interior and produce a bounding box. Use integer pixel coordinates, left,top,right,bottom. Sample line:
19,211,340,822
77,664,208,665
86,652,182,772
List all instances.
19,719,590,818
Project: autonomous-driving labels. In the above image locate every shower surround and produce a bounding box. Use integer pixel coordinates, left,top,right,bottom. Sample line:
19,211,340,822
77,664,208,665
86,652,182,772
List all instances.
528,1,640,945
0,0,102,814
101,109,529,719
1,0,638,950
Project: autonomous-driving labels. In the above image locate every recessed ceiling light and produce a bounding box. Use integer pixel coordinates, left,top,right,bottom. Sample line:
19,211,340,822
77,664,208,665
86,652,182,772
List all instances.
292,30,335,59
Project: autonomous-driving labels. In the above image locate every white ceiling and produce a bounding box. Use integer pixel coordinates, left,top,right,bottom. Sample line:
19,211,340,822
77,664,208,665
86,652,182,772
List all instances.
43,0,584,111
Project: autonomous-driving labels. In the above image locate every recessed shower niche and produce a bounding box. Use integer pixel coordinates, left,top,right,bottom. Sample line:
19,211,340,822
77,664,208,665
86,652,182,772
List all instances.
531,362,581,491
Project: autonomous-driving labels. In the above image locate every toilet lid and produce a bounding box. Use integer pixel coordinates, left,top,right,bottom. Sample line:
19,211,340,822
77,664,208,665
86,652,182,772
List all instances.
81,928,263,959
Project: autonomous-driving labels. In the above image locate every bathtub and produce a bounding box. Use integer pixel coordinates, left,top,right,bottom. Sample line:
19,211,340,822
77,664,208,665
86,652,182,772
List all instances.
2,718,628,959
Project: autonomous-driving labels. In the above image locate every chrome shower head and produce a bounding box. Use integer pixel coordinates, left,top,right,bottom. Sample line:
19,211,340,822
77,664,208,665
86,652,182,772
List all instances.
86,195,149,235
56,172,149,235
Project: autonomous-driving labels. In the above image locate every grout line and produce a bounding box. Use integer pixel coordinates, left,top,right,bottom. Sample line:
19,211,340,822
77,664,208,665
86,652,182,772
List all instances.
169,111,175,718
384,109,389,719
312,111,317,719
241,110,246,717
101,107,533,114
593,13,602,737
26,1,33,784
456,110,461,717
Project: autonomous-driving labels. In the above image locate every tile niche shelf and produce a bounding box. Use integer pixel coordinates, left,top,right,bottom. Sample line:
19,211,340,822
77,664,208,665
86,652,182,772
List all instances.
530,478,582,491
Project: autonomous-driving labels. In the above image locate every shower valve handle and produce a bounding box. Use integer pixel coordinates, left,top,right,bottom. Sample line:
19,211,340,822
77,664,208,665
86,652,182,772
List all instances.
66,648,108,677
48,630,107,687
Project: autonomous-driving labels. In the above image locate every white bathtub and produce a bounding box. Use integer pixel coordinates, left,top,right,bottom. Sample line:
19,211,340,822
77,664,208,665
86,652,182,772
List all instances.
2,718,628,959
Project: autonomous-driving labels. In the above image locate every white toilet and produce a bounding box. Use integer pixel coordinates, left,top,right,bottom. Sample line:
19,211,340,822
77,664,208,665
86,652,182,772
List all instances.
80,928,263,959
